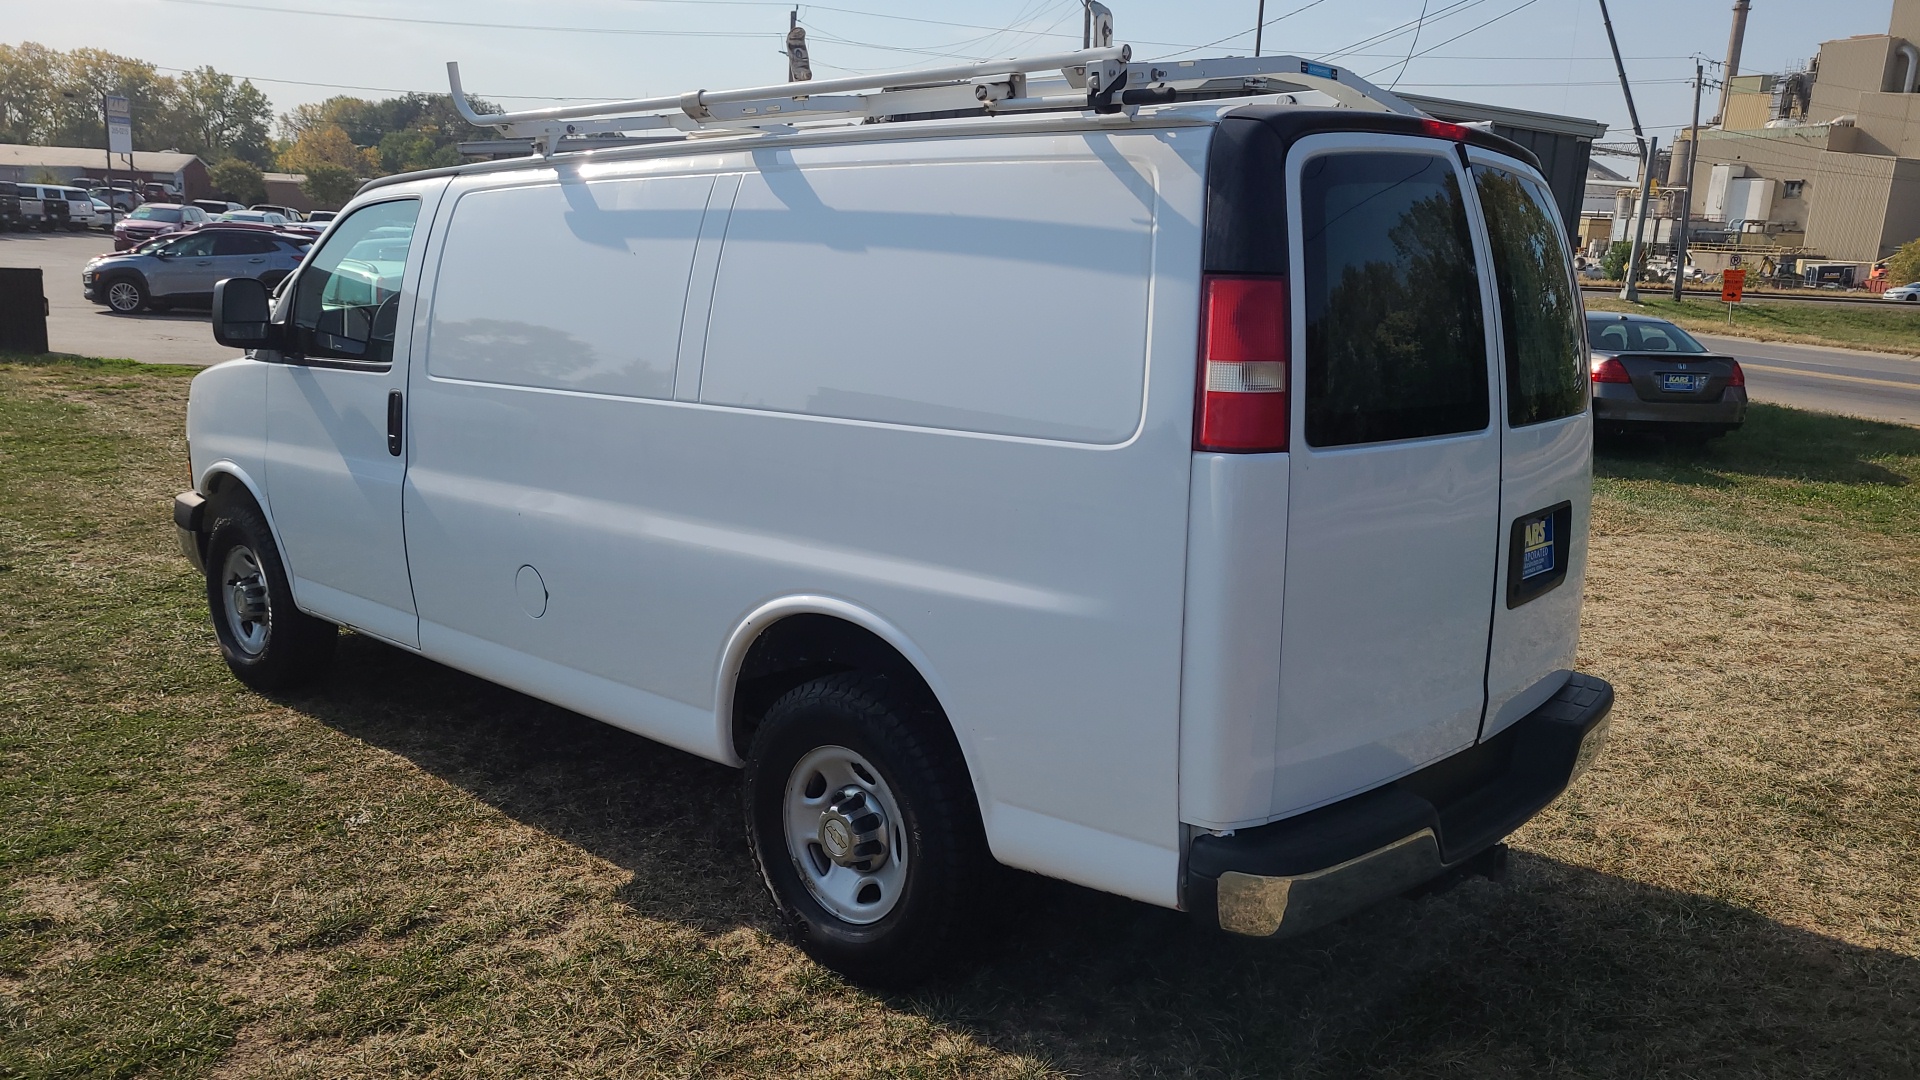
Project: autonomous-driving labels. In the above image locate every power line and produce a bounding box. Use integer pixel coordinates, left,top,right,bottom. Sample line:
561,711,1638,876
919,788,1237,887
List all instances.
149,0,774,38
1318,0,1494,62
1147,0,1334,63
1366,0,1551,78
1388,0,1435,89
148,64,611,102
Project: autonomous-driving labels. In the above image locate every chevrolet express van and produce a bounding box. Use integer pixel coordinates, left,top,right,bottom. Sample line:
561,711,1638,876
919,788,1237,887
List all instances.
175,49,1612,983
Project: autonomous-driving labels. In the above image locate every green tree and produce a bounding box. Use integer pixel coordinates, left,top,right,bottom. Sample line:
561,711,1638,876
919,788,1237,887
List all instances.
299,164,360,209
1886,238,1920,287
1601,240,1636,281
209,158,266,204
279,123,377,176
165,66,274,164
279,91,495,177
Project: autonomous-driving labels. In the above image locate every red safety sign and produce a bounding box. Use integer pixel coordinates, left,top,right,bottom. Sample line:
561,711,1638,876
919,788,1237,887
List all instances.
1721,268,1747,304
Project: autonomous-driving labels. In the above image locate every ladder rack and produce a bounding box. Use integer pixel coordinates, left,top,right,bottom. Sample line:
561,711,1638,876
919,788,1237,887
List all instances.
447,46,1423,157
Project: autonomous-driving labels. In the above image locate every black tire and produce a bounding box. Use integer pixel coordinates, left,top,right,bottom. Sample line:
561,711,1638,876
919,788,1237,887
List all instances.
103,276,147,314
203,497,336,691
745,672,985,987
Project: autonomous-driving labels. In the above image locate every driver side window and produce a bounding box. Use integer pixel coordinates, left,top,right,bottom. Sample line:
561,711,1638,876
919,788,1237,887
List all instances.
287,199,420,366
163,234,218,258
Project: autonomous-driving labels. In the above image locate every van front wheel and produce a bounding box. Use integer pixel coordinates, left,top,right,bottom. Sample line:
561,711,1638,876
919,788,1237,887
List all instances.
203,500,336,691
744,673,984,986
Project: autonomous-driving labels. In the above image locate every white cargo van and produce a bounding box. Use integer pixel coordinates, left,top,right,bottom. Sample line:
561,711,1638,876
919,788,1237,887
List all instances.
176,45,1612,983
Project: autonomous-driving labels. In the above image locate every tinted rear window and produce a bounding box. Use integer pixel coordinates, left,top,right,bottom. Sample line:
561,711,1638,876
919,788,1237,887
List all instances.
1301,151,1489,447
1475,166,1587,426
1585,318,1707,354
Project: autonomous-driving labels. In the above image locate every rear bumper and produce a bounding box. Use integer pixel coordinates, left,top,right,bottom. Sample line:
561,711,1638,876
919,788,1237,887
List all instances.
1593,385,1746,426
1188,672,1613,938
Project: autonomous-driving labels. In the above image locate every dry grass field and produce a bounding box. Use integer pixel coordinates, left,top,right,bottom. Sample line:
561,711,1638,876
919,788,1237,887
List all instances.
1,355,1916,1078
1582,294,1920,356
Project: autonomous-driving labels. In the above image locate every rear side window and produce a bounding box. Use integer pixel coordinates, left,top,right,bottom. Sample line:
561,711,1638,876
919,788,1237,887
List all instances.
1300,151,1489,447
427,175,713,400
213,232,278,256
1475,167,1586,426
699,160,1152,443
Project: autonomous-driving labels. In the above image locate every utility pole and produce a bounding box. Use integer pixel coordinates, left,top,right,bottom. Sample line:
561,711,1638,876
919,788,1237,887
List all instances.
1598,0,1653,301
1255,0,1266,57
785,9,811,82
1623,136,1658,301
1671,60,1703,301
100,94,113,227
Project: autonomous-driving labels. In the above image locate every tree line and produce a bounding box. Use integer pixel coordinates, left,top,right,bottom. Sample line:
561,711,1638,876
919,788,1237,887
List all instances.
0,43,497,206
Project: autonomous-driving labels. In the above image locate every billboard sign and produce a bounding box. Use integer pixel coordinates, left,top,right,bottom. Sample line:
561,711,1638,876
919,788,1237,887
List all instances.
105,95,132,156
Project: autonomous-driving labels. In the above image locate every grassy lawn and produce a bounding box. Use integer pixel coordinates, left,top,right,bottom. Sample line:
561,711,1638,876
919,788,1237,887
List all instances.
2,356,1916,1077
1585,294,1920,356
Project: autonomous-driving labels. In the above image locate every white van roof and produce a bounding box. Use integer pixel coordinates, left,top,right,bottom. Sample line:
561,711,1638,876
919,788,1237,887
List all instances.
440,45,1422,158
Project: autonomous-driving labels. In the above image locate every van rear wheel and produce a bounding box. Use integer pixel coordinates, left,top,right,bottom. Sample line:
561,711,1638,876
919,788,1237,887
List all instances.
203,499,336,691
744,672,984,986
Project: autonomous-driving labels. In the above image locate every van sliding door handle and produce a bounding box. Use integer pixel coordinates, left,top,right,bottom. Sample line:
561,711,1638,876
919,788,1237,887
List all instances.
386,390,403,456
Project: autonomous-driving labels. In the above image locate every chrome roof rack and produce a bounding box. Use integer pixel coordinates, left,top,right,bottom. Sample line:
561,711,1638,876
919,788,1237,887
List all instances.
448,41,1422,157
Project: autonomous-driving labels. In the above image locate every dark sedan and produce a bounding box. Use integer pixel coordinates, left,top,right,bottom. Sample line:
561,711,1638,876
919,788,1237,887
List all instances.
1588,313,1746,441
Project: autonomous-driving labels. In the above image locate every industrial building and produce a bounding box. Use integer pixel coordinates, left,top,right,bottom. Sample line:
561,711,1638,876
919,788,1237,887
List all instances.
1667,0,1920,280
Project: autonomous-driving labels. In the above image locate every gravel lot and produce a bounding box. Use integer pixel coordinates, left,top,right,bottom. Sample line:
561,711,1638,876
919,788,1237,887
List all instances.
0,231,237,367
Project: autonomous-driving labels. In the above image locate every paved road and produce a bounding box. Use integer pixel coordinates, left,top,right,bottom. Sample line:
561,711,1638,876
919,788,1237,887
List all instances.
0,231,236,367
1690,333,1920,427
1584,285,1920,310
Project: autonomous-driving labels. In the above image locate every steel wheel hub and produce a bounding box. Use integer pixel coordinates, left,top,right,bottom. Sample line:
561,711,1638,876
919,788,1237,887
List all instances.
783,745,907,924
220,545,271,656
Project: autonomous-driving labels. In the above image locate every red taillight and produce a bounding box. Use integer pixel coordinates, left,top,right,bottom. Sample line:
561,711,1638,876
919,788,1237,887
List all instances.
1590,356,1631,383
1726,360,1745,387
1197,275,1289,452
1419,118,1470,141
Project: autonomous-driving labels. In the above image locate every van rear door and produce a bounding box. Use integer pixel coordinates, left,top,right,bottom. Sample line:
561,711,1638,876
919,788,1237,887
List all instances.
1465,151,1593,737
1271,133,1503,815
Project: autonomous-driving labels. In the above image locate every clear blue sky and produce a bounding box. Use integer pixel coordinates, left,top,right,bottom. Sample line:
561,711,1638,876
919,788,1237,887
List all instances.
9,0,1895,151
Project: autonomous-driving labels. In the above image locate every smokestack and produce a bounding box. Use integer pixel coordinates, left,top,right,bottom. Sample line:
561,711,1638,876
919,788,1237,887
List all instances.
1715,0,1752,123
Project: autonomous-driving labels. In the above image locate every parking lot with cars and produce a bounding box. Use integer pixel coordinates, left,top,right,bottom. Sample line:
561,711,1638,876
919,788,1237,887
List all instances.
0,231,240,365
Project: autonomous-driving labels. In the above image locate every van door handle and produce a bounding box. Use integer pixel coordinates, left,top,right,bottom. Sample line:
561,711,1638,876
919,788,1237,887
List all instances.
386,390,403,456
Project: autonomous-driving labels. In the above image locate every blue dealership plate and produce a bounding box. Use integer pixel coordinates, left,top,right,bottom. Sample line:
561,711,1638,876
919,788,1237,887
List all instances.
1659,372,1707,392
1521,516,1555,580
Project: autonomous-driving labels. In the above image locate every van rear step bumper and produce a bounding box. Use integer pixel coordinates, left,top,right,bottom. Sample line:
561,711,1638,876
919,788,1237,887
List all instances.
1188,672,1613,938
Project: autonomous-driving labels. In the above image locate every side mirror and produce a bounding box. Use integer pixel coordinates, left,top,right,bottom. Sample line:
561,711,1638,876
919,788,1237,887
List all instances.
212,277,281,349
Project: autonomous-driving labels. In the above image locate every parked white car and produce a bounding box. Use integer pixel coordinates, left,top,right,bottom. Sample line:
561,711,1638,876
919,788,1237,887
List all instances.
176,51,1611,984
1882,281,1920,301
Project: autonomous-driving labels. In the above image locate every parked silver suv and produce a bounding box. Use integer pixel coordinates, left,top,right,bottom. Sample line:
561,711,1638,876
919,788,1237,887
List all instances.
82,228,311,313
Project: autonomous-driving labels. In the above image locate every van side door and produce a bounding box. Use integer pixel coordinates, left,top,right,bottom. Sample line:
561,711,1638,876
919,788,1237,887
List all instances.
1464,152,1593,737
259,183,448,647
1272,133,1505,814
